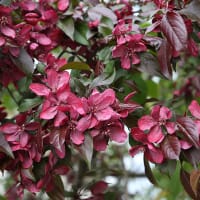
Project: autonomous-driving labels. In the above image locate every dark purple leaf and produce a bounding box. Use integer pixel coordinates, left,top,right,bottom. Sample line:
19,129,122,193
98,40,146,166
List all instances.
177,117,200,149
139,52,163,77
161,135,181,160
143,155,158,185
47,175,65,200
88,4,117,23
76,134,93,169
179,0,200,22
180,168,196,199
0,132,14,158
183,147,200,167
160,11,188,51
157,39,173,79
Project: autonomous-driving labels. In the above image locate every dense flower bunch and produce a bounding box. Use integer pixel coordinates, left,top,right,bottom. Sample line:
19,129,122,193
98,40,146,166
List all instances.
0,0,200,199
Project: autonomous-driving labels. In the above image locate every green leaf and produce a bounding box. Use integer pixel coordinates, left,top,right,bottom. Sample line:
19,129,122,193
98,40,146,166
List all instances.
11,48,34,75
58,17,74,40
74,21,90,45
97,47,112,61
89,68,116,90
18,97,42,112
0,0,11,6
0,132,14,159
59,62,90,71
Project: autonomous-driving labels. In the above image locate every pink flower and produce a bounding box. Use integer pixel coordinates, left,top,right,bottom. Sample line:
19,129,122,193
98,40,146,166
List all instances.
90,120,127,151
138,105,175,143
129,128,164,164
77,89,119,132
112,19,132,45
30,69,84,126
112,34,147,69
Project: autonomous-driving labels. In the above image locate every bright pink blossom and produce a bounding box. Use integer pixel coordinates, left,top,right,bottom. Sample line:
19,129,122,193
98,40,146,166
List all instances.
90,120,127,151
138,105,175,143
129,128,164,164
77,89,119,132
112,34,147,69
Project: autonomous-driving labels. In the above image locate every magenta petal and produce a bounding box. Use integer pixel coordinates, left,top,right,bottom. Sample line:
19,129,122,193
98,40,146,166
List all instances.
160,106,172,120
77,115,92,131
138,115,156,131
93,135,107,151
109,126,127,143
1,26,15,38
58,0,69,11
19,132,29,147
151,105,161,120
180,140,192,150
165,122,176,134
131,53,140,65
189,100,200,119
90,129,100,137
112,44,126,58
147,125,164,143
129,145,144,157
40,106,57,119
0,123,19,134
37,34,51,46
91,181,108,195
54,111,67,127
121,54,131,69
95,107,115,121
70,130,84,145
131,127,148,143
0,37,5,46
29,83,50,96
145,145,164,164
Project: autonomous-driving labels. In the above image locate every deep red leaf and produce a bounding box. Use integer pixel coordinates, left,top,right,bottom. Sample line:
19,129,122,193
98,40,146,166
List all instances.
161,135,181,160
180,168,196,199
177,117,200,149
157,39,172,79
160,11,188,51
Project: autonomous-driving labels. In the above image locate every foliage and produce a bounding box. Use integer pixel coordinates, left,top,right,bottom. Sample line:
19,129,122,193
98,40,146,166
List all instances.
0,0,200,199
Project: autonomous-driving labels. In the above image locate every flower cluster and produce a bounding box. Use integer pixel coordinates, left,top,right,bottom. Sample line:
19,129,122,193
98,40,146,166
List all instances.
112,19,147,69
129,104,200,164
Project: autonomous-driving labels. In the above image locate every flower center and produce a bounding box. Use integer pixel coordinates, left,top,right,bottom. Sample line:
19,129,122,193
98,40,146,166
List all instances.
0,16,8,26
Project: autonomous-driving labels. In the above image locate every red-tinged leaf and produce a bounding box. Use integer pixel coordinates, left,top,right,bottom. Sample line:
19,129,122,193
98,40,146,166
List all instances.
190,170,200,196
91,181,108,195
0,132,14,158
161,136,181,160
160,11,188,51
47,175,65,200
76,134,93,169
183,148,200,167
157,39,173,79
177,117,200,149
143,155,157,185
88,5,117,23
59,62,90,71
180,168,196,199
179,0,200,22
49,128,66,159
29,83,50,96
